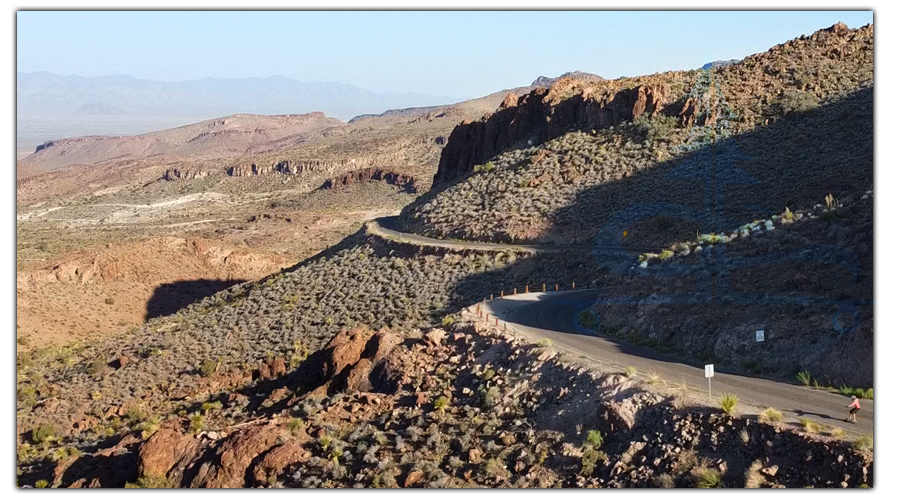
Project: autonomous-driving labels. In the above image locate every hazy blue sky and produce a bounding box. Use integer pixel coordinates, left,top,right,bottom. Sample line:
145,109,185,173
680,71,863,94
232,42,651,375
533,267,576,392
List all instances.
17,11,873,98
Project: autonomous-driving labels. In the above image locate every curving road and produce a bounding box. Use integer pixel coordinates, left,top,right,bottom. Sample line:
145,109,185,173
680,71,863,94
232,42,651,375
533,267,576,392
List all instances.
368,216,657,254
368,216,873,435
481,290,872,435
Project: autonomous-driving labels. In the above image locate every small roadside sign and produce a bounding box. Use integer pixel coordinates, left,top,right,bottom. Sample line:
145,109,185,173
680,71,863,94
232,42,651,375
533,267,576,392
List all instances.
756,330,765,342
705,364,714,378
704,364,714,401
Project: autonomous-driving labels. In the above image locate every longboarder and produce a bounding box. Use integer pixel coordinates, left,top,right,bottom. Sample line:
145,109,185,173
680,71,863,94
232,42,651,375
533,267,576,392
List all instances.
846,395,861,424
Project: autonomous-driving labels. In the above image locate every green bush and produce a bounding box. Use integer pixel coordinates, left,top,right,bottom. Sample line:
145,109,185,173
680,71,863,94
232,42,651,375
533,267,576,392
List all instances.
577,310,599,330
634,113,678,141
852,434,873,452
759,407,783,423
31,423,58,444
719,393,739,416
199,359,220,377
693,467,724,488
796,370,811,386
779,90,818,115
441,315,454,327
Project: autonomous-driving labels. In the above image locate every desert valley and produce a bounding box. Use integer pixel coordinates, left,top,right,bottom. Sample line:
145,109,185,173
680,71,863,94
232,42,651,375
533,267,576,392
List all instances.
15,20,874,489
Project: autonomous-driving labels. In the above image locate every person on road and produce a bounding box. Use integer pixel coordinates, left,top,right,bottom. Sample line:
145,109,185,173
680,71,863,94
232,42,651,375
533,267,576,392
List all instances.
846,395,861,424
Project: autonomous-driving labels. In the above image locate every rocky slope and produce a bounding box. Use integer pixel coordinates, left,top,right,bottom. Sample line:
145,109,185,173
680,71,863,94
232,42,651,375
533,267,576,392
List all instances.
399,23,873,247
586,191,873,388
19,317,873,488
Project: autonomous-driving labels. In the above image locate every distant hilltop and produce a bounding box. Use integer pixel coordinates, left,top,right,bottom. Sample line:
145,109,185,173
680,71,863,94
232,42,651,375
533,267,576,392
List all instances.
701,59,741,70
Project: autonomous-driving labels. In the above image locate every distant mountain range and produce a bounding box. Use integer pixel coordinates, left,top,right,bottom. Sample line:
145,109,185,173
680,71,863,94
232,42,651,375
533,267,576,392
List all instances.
16,72,459,121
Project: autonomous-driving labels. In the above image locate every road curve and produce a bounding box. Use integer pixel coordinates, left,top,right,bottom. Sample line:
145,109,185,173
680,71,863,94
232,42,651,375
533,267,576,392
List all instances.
367,216,873,435
368,216,657,254
482,290,872,435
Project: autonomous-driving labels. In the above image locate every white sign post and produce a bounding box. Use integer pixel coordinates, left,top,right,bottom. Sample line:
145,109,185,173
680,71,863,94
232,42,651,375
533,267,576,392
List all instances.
705,364,714,401
756,330,765,342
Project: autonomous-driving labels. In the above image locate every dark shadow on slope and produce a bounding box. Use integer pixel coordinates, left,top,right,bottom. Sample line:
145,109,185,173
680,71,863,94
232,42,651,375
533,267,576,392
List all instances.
145,279,244,320
448,87,873,386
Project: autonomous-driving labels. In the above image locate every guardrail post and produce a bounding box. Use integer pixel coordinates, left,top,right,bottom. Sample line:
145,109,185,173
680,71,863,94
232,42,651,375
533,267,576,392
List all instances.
513,288,517,296
525,285,529,293
555,283,559,291
495,318,499,326
490,293,493,301
501,290,504,299
542,283,546,293
572,281,576,290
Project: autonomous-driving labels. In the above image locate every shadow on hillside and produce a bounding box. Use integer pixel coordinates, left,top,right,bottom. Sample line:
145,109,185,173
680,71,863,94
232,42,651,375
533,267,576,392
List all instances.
447,87,873,385
145,279,244,320
547,86,873,249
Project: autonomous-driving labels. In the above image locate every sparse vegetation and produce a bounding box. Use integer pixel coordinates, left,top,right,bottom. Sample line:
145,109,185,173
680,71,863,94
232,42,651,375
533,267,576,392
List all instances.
718,394,738,416
852,434,873,452
693,466,724,488
624,366,638,379
536,338,553,348
759,407,783,423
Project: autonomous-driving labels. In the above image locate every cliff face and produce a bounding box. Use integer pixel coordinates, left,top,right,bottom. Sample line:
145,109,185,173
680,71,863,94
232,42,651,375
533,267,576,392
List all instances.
433,79,673,186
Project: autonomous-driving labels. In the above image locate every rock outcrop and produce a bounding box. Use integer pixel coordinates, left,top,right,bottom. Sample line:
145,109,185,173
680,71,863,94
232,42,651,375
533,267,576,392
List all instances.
320,167,421,193
162,168,210,181
432,78,674,186
226,158,378,177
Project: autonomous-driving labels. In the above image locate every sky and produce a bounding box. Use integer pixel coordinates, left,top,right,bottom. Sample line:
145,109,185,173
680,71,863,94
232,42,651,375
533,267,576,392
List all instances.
17,10,873,99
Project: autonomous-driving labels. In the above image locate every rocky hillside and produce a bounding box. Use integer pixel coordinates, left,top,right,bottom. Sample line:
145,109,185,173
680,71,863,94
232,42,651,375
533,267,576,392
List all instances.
18,317,872,488
399,23,873,247
586,190,873,388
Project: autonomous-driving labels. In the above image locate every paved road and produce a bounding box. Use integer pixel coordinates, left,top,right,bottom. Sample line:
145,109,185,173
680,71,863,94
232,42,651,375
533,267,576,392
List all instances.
368,216,873,435
481,289,872,435
369,216,657,255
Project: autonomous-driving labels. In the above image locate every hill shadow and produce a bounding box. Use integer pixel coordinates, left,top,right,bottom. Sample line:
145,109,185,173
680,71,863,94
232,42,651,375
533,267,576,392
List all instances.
448,86,873,385
145,279,244,320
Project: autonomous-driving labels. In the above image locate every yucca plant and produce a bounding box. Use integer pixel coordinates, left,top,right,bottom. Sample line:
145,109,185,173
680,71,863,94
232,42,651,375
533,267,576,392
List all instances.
719,393,739,416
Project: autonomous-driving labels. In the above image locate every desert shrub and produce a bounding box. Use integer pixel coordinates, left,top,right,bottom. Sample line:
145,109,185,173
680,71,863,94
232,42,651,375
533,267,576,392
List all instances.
86,358,109,376
34,479,49,488
796,370,811,386
580,447,606,476
634,113,678,141
125,474,171,488
585,429,603,449
481,386,501,409
433,396,450,413
577,310,598,330
781,206,794,223
852,434,873,452
31,423,57,444
653,473,676,488
647,371,663,385
779,90,818,115
830,427,846,439
288,418,304,436
658,250,675,260
536,338,553,347
199,359,220,377
624,366,638,379
759,407,783,423
105,297,115,305
189,414,205,434
441,315,454,327
799,418,825,433
719,393,738,416
693,466,724,488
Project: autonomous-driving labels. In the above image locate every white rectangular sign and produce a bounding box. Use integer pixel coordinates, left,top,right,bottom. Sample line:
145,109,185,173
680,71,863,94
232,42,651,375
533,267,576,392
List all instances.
705,364,714,378
756,330,765,342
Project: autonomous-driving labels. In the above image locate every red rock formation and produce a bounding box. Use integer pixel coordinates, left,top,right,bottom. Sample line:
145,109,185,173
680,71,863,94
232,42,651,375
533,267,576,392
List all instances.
320,167,421,193
432,80,675,186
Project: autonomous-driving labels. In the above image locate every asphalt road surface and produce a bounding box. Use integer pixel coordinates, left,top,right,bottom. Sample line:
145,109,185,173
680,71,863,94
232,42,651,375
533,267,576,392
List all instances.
483,289,873,435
